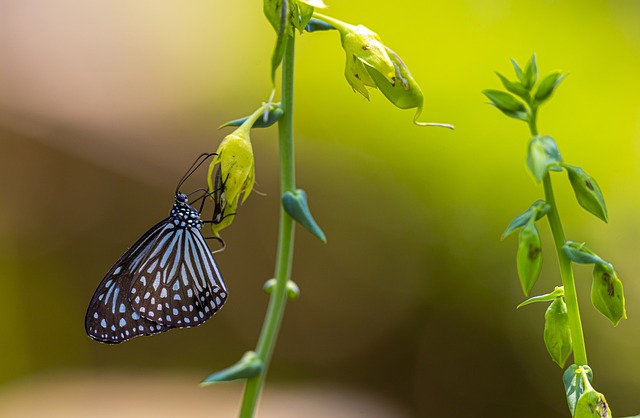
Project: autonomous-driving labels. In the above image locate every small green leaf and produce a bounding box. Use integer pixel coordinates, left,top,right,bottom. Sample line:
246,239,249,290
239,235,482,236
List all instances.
482,89,527,112
534,71,566,104
220,105,284,129
516,219,542,296
305,18,335,32
282,189,327,242
562,241,606,265
564,364,594,416
263,0,285,32
564,164,608,222
526,135,562,182
544,297,572,368
592,263,626,326
201,351,264,384
266,0,290,83
502,200,550,239
511,58,523,81
483,90,530,122
496,72,530,102
522,54,538,90
517,286,564,308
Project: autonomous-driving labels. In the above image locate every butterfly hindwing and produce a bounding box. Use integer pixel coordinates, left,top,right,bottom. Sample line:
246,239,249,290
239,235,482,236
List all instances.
130,224,228,328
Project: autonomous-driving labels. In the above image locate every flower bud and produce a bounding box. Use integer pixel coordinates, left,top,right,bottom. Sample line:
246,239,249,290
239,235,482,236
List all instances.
208,106,264,237
340,24,395,99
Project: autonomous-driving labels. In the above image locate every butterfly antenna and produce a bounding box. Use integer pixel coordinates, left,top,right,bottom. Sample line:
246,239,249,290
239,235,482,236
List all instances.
175,153,216,195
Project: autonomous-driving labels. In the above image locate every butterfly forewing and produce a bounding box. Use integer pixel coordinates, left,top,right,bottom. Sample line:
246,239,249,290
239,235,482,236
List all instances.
85,193,227,344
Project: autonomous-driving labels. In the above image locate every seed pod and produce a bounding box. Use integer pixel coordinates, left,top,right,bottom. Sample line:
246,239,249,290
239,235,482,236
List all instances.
516,220,542,296
565,164,608,222
544,298,572,368
574,388,612,418
591,263,626,326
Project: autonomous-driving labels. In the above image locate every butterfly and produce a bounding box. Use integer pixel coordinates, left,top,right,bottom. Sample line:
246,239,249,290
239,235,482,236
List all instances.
85,155,228,344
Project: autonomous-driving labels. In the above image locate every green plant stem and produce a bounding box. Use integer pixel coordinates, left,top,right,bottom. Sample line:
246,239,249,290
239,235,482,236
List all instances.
238,33,297,418
542,175,588,365
528,116,588,366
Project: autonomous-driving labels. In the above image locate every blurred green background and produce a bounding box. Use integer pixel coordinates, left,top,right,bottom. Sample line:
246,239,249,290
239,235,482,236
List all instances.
1,0,640,416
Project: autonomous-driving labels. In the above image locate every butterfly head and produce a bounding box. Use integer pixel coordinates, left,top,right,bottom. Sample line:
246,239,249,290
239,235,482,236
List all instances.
175,193,188,204
171,193,202,229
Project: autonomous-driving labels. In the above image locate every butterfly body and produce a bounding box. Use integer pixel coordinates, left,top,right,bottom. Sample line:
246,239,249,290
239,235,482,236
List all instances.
85,193,227,344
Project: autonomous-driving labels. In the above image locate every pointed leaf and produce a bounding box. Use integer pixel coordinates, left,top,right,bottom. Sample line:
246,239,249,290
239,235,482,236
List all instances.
305,18,336,32
564,364,593,416
220,105,284,129
517,286,564,308
534,71,566,104
592,263,626,326
266,0,290,83
201,351,263,384
562,241,606,265
522,54,538,90
483,90,529,122
511,58,523,81
496,72,530,102
517,219,542,296
544,297,572,368
282,189,326,242
564,164,608,222
502,200,549,239
482,89,527,113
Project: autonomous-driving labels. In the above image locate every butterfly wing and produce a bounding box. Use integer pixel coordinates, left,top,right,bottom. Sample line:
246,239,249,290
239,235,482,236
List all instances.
129,224,227,328
85,219,174,344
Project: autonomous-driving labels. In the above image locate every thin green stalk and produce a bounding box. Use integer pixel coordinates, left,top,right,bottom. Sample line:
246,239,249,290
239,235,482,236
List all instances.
542,176,588,365
528,118,588,366
238,33,297,417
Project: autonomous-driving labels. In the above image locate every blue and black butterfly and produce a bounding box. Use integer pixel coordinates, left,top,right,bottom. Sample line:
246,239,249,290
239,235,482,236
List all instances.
85,154,228,344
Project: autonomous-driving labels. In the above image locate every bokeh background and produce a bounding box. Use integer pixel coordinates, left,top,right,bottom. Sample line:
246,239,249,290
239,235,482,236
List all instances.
1,0,640,417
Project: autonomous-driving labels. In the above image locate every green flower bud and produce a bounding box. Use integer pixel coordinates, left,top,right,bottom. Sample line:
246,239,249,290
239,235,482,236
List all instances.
591,263,626,326
526,135,562,182
575,385,612,418
564,164,608,222
544,297,572,368
516,219,542,296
